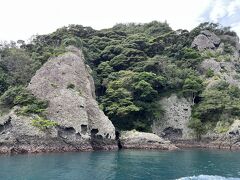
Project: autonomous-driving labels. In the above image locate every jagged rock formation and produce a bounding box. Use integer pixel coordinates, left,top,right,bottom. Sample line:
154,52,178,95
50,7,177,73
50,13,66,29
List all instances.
0,47,117,153
214,119,240,150
191,30,221,51
220,34,240,59
192,30,240,60
177,120,240,150
200,58,240,89
120,130,177,150
152,94,193,140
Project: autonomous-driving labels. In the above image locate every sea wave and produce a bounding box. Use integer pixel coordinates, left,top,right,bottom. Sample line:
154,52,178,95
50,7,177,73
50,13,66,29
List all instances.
176,175,240,180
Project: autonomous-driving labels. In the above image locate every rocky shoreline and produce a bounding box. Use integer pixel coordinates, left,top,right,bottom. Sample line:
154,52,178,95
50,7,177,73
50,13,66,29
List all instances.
173,139,240,151
1,141,240,155
0,145,93,154
0,144,119,155
2,131,240,155
119,130,178,151
0,139,118,154
1,45,240,155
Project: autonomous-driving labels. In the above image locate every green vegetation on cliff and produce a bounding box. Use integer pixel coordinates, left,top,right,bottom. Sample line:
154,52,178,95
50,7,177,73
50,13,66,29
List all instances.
0,22,239,135
0,86,48,116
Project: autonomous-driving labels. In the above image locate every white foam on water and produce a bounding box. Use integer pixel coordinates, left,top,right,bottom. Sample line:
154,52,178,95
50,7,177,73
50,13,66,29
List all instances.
176,175,240,180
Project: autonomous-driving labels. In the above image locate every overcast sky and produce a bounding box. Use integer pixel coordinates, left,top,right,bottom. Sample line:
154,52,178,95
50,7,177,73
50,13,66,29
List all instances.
0,0,239,41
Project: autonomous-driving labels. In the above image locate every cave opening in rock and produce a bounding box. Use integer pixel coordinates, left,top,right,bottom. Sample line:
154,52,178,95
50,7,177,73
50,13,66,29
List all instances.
96,135,103,139
162,127,183,139
57,126,76,138
81,125,87,135
91,129,99,136
64,127,76,133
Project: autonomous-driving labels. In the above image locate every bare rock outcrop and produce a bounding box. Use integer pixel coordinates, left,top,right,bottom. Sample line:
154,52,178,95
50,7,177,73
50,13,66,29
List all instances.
191,30,220,51
152,94,193,140
204,120,240,150
120,130,178,150
200,58,240,89
220,34,240,59
228,120,240,137
222,120,240,147
0,47,117,153
28,47,115,140
0,108,93,154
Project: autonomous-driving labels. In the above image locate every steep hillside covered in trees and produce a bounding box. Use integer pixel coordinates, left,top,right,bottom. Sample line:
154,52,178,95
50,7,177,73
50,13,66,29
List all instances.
1,21,240,138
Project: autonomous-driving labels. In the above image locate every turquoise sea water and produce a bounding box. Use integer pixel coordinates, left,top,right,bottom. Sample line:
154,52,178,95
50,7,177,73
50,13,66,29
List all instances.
0,149,239,180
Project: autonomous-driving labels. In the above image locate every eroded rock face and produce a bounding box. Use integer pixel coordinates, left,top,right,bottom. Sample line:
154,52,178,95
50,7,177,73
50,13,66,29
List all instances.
152,94,193,140
28,47,115,140
200,58,240,89
205,120,240,150
228,120,240,137
201,30,221,46
220,34,240,60
0,108,93,154
191,30,221,51
167,119,240,150
192,30,240,61
0,47,117,153
199,58,221,74
120,130,177,150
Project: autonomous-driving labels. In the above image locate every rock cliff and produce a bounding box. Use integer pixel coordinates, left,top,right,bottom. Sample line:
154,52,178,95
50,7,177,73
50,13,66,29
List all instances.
152,94,193,140
153,30,240,149
0,47,117,153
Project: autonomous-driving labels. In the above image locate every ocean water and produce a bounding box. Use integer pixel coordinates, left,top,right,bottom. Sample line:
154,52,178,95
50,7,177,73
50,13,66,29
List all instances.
0,149,239,180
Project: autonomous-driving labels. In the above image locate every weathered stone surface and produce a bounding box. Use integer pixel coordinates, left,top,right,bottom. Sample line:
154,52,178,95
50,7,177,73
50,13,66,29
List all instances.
220,34,240,60
199,58,221,74
120,130,178,150
28,47,115,140
201,30,221,45
191,30,220,51
169,120,240,150
152,94,193,140
228,120,240,137
192,30,239,60
199,58,240,89
205,120,240,150
191,34,215,51
172,119,240,150
0,47,117,153
0,108,93,154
